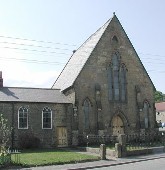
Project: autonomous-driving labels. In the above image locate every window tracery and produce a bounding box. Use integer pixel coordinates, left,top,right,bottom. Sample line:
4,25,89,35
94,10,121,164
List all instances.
107,52,127,101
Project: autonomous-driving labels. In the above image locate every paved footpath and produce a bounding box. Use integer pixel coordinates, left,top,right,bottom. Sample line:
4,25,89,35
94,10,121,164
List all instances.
4,152,165,170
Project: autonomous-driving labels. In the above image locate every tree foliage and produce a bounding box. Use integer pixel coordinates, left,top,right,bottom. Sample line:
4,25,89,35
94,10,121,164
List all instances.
155,91,165,102
0,114,12,155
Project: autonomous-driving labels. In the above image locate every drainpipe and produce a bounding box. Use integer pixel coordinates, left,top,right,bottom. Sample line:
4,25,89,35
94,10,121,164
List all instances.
11,102,15,149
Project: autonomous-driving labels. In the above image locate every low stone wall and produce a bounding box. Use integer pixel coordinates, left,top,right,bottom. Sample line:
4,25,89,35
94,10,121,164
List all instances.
78,147,116,158
86,147,100,155
78,145,165,159
126,148,152,156
126,146,165,157
152,146,165,153
106,149,116,157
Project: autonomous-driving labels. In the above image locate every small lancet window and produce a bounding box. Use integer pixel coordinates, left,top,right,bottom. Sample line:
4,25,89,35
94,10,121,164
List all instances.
112,36,118,47
83,99,91,130
143,101,150,128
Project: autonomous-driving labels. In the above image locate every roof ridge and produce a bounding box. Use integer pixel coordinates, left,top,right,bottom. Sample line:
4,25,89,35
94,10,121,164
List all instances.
155,101,165,104
1,86,60,90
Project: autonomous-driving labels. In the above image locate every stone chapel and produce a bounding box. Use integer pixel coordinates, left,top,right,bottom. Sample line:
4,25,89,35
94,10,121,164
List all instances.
0,13,157,148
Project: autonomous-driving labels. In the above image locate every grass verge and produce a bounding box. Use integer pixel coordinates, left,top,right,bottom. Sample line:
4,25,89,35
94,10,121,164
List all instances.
11,149,99,167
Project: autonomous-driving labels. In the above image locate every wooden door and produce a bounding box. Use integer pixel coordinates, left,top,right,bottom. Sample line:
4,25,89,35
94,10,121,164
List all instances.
57,127,68,147
112,115,124,136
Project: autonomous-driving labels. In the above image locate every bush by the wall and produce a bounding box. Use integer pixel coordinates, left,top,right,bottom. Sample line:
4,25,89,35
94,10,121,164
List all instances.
18,133,40,149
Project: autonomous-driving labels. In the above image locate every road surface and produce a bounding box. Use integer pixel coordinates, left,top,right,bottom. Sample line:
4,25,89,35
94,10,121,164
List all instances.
92,157,165,170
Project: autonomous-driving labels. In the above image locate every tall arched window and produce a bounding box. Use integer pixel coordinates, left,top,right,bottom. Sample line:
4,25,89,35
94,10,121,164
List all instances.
42,107,52,129
112,53,120,101
107,52,127,102
18,107,28,129
143,101,149,128
83,99,90,130
107,63,113,100
120,64,127,101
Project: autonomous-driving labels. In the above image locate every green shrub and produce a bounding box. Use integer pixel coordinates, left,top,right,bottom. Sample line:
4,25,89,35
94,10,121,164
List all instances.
18,133,40,149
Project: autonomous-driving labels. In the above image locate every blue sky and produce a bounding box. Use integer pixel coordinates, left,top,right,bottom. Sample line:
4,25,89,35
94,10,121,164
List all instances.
0,0,165,93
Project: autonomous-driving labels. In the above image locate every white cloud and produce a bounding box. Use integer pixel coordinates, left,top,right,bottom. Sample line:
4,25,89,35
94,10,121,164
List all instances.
2,62,59,88
0,44,60,88
3,68,59,88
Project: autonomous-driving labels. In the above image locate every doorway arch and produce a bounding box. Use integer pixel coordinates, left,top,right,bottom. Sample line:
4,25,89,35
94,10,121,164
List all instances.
111,115,124,136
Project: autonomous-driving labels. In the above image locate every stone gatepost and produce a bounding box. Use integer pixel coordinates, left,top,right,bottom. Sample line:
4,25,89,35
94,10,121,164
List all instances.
118,134,127,157
115,143,122,158
100,144,106,160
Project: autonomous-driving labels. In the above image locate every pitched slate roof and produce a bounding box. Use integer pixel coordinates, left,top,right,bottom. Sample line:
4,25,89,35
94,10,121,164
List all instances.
0,87,71,103
52,14,156,92
52,17,112,91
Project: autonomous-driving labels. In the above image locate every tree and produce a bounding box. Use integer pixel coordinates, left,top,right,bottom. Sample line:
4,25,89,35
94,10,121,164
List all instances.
155,91,164,102
0,114,12,155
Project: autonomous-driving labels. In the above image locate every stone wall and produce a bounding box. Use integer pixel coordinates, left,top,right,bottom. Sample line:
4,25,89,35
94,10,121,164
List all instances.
0,102,73,148
71,16,156,136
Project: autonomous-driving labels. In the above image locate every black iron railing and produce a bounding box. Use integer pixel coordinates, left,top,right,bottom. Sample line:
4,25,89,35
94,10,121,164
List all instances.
8,149,21,164
0,148,21,167
78,132,165,150
78,134,118,147
126,132,165,150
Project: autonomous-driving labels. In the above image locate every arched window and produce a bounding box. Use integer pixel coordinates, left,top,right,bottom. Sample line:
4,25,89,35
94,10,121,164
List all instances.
42,107,52,129
143,101,149,128
120,64,127,101
112,36,118,47
107,63,113,100
112,53,120,101
18,107,28,129
83,99,90,130
107,52,127,102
